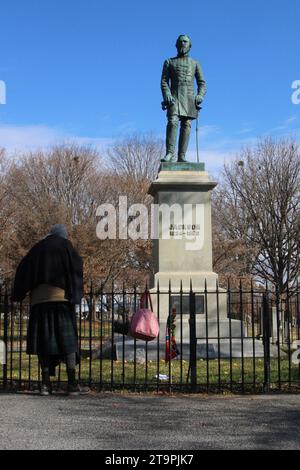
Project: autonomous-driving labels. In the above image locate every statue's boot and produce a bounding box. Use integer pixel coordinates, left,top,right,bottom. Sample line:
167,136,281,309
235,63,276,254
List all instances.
161,153,174,163
161,120,178,162
178,119,191,162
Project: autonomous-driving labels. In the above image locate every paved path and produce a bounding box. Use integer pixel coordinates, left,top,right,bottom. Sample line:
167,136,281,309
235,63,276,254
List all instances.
0,392,299,450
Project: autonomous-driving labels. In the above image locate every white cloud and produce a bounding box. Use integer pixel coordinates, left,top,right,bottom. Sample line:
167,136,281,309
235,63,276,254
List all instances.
0,125,62,151
0,124,113,154
267,116,298,134
237,128,254,135
117,122,137,134
285,116,297,124
187,148,236,178
8,122,297,181
198,124,221,137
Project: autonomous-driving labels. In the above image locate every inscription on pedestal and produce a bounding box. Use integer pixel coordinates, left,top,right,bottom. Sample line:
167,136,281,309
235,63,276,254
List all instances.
171,295,205,315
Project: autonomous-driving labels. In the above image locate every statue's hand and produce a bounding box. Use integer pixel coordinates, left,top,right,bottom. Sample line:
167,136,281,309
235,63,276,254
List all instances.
195,95,203,108
165,95,175,107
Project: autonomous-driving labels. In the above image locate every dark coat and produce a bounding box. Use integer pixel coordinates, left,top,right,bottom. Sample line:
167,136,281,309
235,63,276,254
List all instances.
12,235,83,305
161,56,206,119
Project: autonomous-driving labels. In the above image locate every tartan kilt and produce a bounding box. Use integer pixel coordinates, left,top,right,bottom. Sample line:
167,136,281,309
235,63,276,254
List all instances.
27,302,78,356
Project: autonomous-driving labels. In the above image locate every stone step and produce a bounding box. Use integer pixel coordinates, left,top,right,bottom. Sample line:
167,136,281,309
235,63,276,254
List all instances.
114,338,279,361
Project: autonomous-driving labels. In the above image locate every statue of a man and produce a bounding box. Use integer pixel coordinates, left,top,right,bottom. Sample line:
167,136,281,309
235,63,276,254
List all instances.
161,35,206,163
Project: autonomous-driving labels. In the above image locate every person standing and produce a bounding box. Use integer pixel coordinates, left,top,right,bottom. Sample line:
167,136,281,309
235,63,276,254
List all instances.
12,224,85,396
161,34,207,163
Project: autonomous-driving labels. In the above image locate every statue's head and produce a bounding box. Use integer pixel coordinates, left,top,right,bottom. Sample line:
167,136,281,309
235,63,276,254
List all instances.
176,35,192,57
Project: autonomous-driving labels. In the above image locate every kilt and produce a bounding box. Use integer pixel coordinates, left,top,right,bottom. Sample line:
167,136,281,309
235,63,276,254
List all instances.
27,302,78,357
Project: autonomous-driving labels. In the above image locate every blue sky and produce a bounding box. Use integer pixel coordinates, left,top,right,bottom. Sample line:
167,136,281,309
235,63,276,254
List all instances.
0,0,299,175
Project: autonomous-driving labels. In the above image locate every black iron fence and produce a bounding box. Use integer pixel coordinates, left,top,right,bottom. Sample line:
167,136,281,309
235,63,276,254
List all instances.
0,283,300,393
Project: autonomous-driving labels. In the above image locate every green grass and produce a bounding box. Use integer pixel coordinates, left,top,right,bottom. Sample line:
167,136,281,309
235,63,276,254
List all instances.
2,319,300,392
2,352,300,392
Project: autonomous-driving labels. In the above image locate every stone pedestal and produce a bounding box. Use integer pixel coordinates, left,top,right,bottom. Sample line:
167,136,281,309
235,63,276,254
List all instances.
149,162,218,287
148,162,240,342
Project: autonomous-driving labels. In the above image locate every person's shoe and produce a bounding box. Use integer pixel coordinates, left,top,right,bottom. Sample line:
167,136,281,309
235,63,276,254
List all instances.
161,153,175,163
177,156,187,163
67,383,80,397
67,383,90,397
40,383,51,396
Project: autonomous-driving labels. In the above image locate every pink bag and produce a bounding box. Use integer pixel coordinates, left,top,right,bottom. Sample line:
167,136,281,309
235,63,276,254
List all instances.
130,292,159,342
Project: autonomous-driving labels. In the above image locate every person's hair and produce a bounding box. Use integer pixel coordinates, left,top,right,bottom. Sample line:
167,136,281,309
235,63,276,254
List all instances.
49,224,68,239
175,35,192,50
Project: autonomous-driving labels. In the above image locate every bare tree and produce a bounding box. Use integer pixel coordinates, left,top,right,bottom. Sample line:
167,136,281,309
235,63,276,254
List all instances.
212,217,252,288
5,144,101,261
214,138,300,294
107,133,164,182
0,149,17,281
3,143,153,288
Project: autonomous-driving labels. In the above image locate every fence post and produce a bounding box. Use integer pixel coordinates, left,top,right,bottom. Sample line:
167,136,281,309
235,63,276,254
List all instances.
262,292,271,393
189,288,197,391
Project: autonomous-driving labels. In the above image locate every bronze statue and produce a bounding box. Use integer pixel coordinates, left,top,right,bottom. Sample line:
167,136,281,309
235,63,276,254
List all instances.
161,35,206,163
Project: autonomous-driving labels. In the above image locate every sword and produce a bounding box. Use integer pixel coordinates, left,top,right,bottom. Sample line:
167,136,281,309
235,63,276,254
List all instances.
196,104,202,164
196,114,200,164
